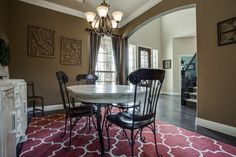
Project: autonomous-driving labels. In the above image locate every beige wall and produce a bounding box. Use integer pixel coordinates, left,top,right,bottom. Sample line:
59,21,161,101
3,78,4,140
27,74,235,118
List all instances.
129,18,162,50
197,0,236,127
129,18,162,68
161,8,196,94
173,37,196,94
8,0,90,105
128,8,196,94
121,0,236,127
0,0,9,36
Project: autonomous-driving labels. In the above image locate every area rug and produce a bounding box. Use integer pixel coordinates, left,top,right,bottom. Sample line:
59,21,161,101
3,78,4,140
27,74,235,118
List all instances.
20,114,236,157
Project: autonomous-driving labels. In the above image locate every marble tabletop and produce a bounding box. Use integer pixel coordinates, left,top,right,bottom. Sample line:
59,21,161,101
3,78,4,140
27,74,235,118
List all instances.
67,84,146,104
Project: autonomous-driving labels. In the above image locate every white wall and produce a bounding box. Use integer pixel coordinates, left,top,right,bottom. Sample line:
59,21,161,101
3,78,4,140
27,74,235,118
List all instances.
173,37,197,94
161,7,196,94
129,18,162,68
128,7,196,94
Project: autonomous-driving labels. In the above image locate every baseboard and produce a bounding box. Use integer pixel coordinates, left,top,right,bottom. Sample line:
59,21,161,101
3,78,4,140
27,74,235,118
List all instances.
28,104,63,112
196,117,236,137
161,91,180,96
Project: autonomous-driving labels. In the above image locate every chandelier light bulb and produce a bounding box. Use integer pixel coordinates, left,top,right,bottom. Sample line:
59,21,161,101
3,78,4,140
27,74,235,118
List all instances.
111,20,118,28
112,11,123,22
85,12,96,23
97,5,109,17
92,21,99,29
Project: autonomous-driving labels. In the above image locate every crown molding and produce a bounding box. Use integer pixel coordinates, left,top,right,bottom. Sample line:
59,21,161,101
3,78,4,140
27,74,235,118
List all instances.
19,0,162,28
19,0,85,19
119,0,162,27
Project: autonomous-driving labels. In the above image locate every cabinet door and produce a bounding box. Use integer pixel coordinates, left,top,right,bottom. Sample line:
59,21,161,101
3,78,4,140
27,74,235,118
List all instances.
2,89,16,157
21,83,28,136
0,94,3,157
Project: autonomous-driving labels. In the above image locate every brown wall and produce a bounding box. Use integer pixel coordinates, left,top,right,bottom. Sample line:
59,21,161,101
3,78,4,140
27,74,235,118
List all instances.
8,0,90,105
0,0,9,36
197,0,236,127
121,0,236,127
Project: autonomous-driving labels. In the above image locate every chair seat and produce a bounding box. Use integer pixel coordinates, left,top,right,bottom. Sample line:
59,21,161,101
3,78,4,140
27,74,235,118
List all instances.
111,102,135,110
66,104,97,117
28,96,44,100
106,110,153,130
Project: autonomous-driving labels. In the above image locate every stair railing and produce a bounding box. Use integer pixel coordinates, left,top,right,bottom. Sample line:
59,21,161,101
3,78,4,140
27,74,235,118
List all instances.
181,53,197,105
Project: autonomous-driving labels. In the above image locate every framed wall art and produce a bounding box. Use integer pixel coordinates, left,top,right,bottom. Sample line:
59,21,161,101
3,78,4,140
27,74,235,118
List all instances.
28,25,55,57
60,37,82,66
163,60,171,69
217,17,236,46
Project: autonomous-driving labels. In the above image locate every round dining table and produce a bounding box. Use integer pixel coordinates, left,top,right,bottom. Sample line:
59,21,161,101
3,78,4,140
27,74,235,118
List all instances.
67,84,145,156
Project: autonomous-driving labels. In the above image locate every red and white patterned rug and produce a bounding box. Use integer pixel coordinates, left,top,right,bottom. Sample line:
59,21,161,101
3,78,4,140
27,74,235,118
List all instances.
20,114,236,157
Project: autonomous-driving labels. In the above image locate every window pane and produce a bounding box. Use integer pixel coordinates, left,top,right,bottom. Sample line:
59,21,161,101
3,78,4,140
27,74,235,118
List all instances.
140,50,149,68
128,44,137,74
152,49,158,69
95,37,116,84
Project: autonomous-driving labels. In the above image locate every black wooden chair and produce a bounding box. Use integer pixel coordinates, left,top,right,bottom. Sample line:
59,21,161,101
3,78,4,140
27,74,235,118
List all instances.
56,71,96,148
27,81,44,117
76,74,98,85
75,74,99,130
105,68,165,157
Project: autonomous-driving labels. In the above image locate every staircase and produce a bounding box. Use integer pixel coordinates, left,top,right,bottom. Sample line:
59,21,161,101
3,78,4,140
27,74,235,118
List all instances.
181,53,197,107
184,86,197,107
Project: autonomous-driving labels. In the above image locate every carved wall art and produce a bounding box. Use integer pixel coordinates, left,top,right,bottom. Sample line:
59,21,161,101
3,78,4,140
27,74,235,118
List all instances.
28,25,54,57
60,37,82,65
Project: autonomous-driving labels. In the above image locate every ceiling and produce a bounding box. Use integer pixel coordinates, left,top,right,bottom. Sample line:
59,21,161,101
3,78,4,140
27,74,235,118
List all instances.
19,0,162,27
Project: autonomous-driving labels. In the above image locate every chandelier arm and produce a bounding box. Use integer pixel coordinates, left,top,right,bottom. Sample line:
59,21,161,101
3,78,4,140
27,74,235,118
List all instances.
105,15,112,35
85,0,122,36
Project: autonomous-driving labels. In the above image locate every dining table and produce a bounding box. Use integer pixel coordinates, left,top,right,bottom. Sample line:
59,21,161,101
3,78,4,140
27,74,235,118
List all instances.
67,84,146,156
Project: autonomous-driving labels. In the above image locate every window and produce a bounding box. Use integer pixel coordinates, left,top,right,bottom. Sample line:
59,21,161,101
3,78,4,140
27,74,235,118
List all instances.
128,44,137,74
152,49,158,68
138,46,151,68
128,45,159,75
96,37,116,84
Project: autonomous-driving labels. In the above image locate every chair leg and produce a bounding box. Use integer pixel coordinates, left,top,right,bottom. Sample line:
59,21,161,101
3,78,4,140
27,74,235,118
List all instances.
68,117,72,149
131,130,134,157
105,119,111,150
153,122,161,157
41,98,44,116
88,116,91,132
61,115,68,137
140,128,145,142
102,105,109,131
91,115,97,130
33,100,36,117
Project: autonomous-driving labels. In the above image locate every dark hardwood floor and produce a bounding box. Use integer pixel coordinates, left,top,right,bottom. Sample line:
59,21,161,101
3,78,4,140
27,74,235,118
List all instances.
156,95,236,147
17,94,236,156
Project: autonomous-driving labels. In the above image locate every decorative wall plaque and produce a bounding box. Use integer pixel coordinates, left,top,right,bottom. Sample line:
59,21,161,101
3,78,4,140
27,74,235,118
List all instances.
28,25,54,57
217,17,236,46
60,37,82,65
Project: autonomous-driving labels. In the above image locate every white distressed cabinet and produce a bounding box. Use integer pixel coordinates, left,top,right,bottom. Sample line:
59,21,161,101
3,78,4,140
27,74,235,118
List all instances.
0,79,27,157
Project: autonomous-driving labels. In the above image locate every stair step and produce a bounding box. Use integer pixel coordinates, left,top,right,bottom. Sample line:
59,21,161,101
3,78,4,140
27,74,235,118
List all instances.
185,99,197,103
189,92,197,96
184,98,197,107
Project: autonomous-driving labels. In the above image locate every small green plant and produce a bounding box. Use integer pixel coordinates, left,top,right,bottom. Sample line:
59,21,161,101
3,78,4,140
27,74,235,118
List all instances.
0,39,10,66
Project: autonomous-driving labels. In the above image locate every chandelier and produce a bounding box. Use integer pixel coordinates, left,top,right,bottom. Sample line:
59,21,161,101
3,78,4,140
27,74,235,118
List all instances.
85,0,123,36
